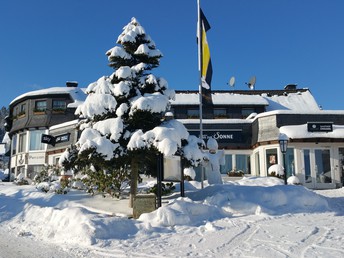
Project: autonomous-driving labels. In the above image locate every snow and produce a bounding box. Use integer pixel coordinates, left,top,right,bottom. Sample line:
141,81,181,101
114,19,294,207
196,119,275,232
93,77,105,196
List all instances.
1,177,344,257
49,119,79,130
106,46,132,60
10,86,87,108
77,128,119,160
85,76,113,94
0,169,9,181
280,124,344,139
117,18,145,44
263,90,320,112
268,164,284,176
75,93,117,118
171,90,321,112
172,92,269,106
113,81,131,97
130,93,170,114
127,119,190,156
115,66,132,79
93,118,123,142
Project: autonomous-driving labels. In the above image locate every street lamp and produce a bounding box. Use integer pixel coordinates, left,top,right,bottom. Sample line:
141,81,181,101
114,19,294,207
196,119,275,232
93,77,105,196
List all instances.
278,133,289,185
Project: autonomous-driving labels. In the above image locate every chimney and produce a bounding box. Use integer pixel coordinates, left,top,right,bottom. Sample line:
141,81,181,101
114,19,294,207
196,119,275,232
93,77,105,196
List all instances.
66,81,78,87
284,84,297,90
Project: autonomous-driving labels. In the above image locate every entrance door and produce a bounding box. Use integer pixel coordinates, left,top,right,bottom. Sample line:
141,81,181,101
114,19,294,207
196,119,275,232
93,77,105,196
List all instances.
302,148,332,188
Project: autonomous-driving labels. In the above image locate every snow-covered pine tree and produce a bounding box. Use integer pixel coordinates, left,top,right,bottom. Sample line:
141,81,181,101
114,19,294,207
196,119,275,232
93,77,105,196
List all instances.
61,18,205,204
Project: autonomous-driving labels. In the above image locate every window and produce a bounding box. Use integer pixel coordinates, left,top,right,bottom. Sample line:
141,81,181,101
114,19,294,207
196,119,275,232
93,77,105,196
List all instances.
339,148,344,185
27,165,44,179
236,154,250,174
214,109,227,118
20,103,26,113
35,100,47,112
187,109,199,118
17,103,26,117
29,130,45,151
285,148,295,178
18,133,27,153
54,157,60,165
52,100,66,111
303,149,311,183
266,148,278,174
255,151,260,176
315,149,331,183
241,108,255,119
220,154,233,174
12,134,17,155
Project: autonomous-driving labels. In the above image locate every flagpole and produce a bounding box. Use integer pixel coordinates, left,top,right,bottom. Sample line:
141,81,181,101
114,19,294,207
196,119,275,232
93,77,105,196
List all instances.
197,0,203,142
197,0,205,188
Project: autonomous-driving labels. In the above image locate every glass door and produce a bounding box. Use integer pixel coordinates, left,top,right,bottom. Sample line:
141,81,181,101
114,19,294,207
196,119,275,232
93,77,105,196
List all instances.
314,149,331,183
302,148,332,188
339,148,344,185
302,149,313,187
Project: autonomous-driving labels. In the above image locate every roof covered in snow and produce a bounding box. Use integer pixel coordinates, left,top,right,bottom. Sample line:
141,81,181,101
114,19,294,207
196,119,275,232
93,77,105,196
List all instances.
172,92,269,106
10,87,343,116
280,124,344,139
10,86,87,108
172,89,321,112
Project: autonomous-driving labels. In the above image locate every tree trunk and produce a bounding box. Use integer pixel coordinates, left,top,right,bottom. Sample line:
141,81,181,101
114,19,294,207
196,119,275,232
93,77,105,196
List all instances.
129,158,138,208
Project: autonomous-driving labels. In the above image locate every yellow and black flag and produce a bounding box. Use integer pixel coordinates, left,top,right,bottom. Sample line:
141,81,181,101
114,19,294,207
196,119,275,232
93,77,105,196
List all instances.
199,8,212,91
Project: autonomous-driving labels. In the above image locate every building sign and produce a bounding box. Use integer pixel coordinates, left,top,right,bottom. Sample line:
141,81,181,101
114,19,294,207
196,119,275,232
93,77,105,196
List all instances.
307,122,333,132
41,134,55,146
41,133,70,146
55,133,70,144
28,153,45,165
163,156,181,181
189,129,242,144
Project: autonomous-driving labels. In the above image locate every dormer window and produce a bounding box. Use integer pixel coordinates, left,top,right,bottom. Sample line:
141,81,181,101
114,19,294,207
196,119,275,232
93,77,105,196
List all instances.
241,108,255,119
52,100,66,112
34,100,47,112
187,109,199,119
214,108,227,118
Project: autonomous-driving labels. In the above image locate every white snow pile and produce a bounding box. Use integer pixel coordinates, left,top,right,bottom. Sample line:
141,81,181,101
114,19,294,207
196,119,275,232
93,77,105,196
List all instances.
141,177,329,227
0,169,8,181
1,176,344,257
128,119,189,156
0,177,333,240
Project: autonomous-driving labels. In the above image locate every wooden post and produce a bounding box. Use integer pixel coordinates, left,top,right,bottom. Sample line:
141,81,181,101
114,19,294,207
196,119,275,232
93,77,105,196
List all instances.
129,158,138,208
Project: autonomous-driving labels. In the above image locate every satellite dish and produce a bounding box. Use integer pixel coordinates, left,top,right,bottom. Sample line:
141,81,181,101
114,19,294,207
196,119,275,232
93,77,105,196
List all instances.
246,75,256,90
228,76,235,87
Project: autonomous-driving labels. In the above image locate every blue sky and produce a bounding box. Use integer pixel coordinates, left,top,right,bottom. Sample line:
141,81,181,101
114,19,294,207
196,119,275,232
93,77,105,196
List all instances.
1,0,344,110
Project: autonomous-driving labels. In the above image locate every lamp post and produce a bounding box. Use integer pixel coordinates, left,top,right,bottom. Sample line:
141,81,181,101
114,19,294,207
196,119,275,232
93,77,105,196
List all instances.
278,133,289,185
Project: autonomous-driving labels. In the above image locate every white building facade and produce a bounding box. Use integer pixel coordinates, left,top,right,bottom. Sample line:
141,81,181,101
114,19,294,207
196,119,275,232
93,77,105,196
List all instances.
171,87,344,189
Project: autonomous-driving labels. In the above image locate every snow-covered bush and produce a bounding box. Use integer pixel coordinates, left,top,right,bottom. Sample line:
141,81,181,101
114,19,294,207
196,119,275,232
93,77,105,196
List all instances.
14,172,30,185
268,164,284,179
36,180,69,194
71,179,86,190
78,166,130,198
36,182,51,193
149,182,175,196
51,181,69,194
287,175,301,185
34,165,62,184
184,167,196,181
227,169,244,177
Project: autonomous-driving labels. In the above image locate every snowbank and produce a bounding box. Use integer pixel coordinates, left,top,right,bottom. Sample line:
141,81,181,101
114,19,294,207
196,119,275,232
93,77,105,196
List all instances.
1,177,343,257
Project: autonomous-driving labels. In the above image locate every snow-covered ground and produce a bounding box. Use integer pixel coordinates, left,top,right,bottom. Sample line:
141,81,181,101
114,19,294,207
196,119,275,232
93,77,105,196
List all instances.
1,176,344,258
